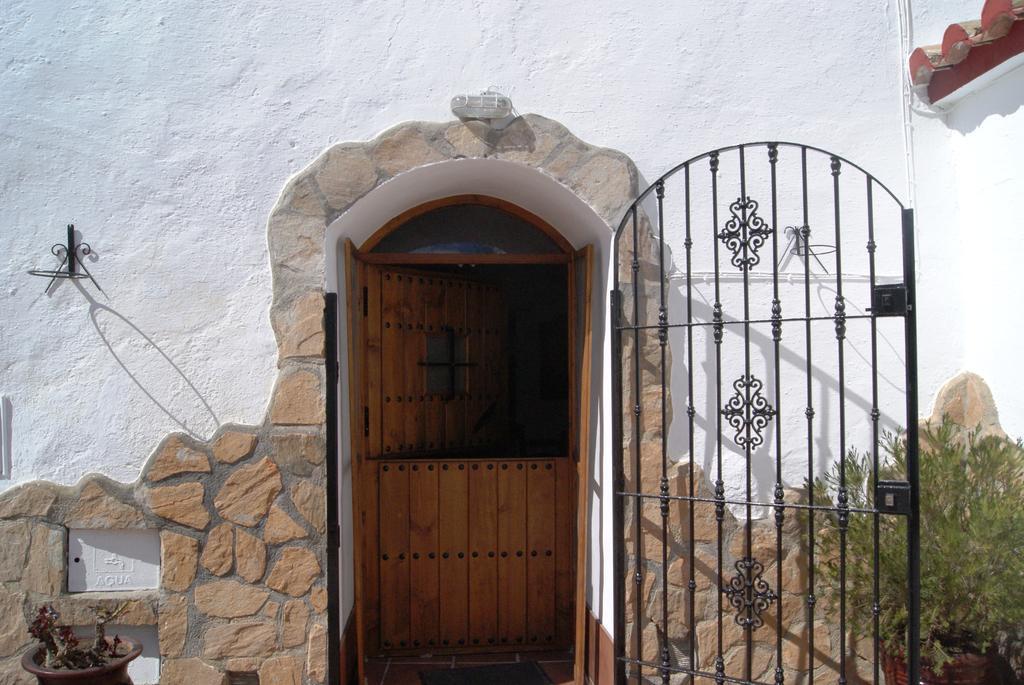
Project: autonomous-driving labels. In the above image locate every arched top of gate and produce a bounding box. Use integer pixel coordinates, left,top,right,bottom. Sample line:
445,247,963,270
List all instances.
615,142,907,240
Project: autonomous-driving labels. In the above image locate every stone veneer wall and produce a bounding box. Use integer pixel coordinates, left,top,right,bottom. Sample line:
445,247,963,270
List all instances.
0,114,642,684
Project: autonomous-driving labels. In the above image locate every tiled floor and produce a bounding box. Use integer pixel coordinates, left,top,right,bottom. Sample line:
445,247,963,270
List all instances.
363,651,574,685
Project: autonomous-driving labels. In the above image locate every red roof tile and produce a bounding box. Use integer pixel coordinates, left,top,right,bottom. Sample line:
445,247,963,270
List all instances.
909,0,1024,103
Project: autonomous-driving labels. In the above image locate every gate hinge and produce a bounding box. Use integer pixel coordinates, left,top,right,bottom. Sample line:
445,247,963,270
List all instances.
363,406,370,437
876,480,911,515
869,284,908,317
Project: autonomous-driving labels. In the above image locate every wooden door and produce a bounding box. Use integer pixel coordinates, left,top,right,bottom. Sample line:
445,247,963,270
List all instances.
359,264,575,655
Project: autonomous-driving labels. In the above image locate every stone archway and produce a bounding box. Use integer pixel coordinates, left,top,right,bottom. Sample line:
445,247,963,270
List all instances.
265,114,643,683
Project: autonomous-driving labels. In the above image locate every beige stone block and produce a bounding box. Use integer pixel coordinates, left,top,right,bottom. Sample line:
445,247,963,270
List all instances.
161,530,199,591
274,291,325,360
24,523,63,595
281,176,327,217
214,458,282,527
147,436,211,482
69,481,146,528
290,480,325,535
573,150,634,223
262,600,279,620
195,580,269,619
224,657,260,673
309,585,327,614
49,595,155,626
0,521,30,582
200,523,234,576
443,122,493,158
493,114,566,166
203,622,278,659
372,125,444,177
259,654,302,685
269,369,325,426
282,599,309,647
727,522,782,564
0,483,57,519
0,588,28,657
306,623,327,683
314,144,378,212
146,482,210,530
266,547,320,597
161,658,226,685
159,594,188,657
263,505,307,544
267,213,326,293
234,528,266,583
929,371,1002,435
211,431,258,465
269,432,324,476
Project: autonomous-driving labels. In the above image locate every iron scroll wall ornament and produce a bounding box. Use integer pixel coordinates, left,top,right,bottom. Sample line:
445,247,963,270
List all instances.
27,224,103,294
610,142,921,685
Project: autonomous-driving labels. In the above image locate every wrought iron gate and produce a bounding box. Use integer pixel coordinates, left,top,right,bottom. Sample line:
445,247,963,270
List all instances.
611,143,920,685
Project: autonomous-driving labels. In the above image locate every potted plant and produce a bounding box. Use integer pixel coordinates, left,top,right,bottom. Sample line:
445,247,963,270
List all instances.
811,417,1024,685
21,603,142,685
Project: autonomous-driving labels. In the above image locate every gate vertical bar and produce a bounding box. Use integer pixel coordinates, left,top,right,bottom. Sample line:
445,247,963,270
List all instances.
656,180,671,685
830,156,850,685
902,208,921,685
684,163,697,682
866,178,882,685
800,147,817,685
738,145,754,682
768,144,785,685
710,151,726,685
631,205,644,683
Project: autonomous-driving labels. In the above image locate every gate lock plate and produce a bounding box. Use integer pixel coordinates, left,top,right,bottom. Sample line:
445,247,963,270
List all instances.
876,480,911,515
870,284,908,317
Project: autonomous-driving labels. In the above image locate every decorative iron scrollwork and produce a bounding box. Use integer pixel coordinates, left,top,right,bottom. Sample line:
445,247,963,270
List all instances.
718,196,773,271
723,557,777,630
721,375,776,449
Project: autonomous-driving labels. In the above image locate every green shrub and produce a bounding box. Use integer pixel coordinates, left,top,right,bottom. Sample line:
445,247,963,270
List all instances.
811,417,1024,670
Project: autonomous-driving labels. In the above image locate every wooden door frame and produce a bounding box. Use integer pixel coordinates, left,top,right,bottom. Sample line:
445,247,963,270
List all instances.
344,196,593,684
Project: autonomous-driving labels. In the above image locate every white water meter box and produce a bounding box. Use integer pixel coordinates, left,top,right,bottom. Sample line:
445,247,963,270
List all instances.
68,529,160,592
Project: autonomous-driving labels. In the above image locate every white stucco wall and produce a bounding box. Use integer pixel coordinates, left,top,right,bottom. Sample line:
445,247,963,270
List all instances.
908,0,1024,437
9,0,1014,638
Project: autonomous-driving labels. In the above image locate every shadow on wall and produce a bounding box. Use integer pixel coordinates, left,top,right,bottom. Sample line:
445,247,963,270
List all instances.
945,63,1024,134
69,280,221,438
666,283,907,507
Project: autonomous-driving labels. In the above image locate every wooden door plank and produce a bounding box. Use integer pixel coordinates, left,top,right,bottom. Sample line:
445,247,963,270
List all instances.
402,272,425,452
409,462,439,649
378,462,410,650
526,460,557,647
365,265,383,458
468,461,498,648
443,278,466,450
381,270,404,456
464,282,483,450
554,456,575,645
497,461,528,647
438,461,469,648
423,276,445,452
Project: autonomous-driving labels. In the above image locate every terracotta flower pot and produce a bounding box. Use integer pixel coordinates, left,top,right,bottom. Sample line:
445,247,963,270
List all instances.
21,638,142,685
882,646,998,685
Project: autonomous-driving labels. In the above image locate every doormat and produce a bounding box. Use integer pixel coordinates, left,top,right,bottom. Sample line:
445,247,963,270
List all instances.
419,661,554,685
